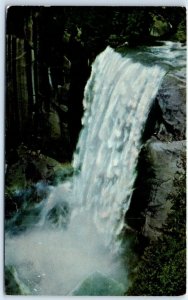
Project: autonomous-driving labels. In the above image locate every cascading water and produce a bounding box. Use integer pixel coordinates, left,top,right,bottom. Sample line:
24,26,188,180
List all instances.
5,42,185,296
71,46,166,251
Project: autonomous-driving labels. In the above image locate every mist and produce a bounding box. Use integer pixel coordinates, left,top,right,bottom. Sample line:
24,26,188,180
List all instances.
5,182,128,295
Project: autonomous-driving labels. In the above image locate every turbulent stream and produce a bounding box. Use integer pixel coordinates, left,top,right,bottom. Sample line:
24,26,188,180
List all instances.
5,41,186,296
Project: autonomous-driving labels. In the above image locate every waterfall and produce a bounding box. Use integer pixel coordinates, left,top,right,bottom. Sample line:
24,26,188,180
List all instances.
71,46,166,249
5,45,169,296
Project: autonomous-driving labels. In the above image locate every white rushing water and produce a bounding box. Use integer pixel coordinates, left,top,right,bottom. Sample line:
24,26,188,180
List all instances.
71,46,166,249
5,44,174,295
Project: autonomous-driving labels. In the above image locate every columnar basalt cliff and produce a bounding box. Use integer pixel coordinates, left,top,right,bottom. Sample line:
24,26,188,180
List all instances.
6,8,81,162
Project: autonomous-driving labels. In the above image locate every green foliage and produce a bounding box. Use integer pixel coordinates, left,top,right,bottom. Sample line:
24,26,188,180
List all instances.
125,8,153,42
126,154,186,296
150,7,186,42
63,7,186,46
174,19,186,43
151,16,169,37
7,6,186,56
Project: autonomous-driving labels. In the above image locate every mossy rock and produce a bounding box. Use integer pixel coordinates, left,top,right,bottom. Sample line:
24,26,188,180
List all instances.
5,265,30,295
52,163,74,185
5,162,27,191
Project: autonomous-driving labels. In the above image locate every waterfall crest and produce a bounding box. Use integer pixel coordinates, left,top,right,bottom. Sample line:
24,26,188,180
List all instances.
71,46,165,248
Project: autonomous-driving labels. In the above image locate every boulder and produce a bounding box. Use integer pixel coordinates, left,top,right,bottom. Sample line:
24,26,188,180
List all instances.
5,144,73,219
5,265,30,295
126,138,185,240
70,271,125,296
155,71,186,141
46,201,70,229
6,144,73,189
142,138,186,240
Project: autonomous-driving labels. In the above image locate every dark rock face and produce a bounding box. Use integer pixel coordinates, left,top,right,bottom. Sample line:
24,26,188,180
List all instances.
6,8,90,163
142,139,185,240
6,145,66,187
126,138,186,240
66,35,90,152
5,144,73,219
155,73,186,141
6,30,73,162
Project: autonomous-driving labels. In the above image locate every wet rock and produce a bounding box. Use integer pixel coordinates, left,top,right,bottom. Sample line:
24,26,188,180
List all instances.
6,144,73,189
5,265,30,295
155,72,186,141
5,162,27,190
126,138,186,240
5,145,73,219
46,201,70,229
70,271,125,296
